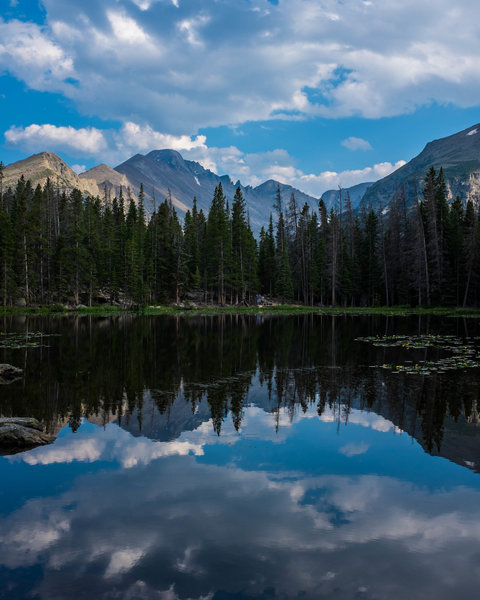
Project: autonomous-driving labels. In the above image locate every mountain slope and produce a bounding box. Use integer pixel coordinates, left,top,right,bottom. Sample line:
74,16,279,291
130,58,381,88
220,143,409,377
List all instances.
3,152,101,198
79,164,136,200
320,181,373,211
361,124,480,209
115,149,319,231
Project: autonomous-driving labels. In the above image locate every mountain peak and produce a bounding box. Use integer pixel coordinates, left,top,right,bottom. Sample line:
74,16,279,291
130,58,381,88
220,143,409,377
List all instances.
361,122,480,209
4,152,100,197
146,149,186,170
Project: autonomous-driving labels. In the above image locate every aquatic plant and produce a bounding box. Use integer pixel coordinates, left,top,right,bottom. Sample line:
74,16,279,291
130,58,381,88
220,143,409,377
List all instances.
356,334,480,374
0,332,59,350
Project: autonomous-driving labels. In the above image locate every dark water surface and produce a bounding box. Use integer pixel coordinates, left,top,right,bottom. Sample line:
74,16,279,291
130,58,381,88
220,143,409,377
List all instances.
1,314,480,600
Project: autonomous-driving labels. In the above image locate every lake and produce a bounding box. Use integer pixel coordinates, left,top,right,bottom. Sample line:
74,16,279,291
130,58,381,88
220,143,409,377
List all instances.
1,314,480,599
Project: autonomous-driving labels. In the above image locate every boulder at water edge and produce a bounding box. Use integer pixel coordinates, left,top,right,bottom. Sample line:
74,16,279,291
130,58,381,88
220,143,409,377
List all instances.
0,417,55,454
0,364,23,384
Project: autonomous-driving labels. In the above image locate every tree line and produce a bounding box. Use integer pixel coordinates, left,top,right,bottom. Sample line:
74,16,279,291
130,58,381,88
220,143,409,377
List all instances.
0,163,479,307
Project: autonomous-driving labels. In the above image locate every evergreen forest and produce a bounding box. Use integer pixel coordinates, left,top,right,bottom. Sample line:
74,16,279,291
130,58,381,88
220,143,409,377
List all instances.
0,164,479,307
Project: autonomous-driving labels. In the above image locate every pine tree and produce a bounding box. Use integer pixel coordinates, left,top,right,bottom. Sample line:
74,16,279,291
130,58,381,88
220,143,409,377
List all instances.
231,187,255,303
463,200,477,306
0,204,13,306
206,184,229,304
275,243,294,302
258,215,276,296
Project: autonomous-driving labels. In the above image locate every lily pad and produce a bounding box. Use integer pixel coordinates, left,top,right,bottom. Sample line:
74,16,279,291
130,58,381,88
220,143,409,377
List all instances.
356,334,480,375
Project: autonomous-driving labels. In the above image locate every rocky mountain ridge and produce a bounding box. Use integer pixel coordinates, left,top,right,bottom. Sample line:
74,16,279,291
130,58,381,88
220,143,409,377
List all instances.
3,152,102,198
79,163,136,200
114,149,320,231
320,181,374,211
361,123,480,209
3,149,322,232
4,123,480,230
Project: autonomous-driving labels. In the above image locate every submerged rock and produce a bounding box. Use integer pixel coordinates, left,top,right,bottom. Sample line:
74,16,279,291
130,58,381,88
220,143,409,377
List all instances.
0,364,23,384
0,417,55,454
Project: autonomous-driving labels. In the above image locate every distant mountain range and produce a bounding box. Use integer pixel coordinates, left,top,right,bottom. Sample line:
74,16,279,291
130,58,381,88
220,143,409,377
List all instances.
3,149,320,232
3,123,480,231
111,149,319,231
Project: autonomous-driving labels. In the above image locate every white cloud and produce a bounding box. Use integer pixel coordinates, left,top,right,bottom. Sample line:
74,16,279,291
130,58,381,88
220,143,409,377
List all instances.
0,18,73,91
104,548,145,578
341,136,373,151
2,1,480,133
339,442,370,457
115,122,207,156
107,10,150,44
177,15,210,47
131,0,153,10
4,120,405,195
14,424,205,469
71,163,86,174
294,160,406,196
5,124,107,156
4,121,208,165
178,144,405,195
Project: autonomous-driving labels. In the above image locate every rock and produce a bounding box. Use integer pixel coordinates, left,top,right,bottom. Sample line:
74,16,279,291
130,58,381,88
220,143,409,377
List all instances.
0,364,23,384
0,417,55,454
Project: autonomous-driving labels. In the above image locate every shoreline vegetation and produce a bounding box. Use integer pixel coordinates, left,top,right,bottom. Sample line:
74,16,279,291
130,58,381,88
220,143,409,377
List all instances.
1,304,480,317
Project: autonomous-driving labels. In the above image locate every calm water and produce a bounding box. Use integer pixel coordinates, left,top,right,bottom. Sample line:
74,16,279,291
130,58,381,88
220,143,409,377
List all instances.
1,314,480,600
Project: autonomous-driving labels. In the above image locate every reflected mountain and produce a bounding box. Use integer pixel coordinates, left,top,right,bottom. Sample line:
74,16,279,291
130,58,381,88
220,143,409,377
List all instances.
2,314,480,599
0,314,479,472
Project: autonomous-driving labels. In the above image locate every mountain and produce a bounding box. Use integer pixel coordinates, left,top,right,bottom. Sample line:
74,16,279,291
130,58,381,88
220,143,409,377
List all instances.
3,149,319,233
2,152,101,198
361,124,480,209
79,163,136,200
115,149,319,231
320,181,373,211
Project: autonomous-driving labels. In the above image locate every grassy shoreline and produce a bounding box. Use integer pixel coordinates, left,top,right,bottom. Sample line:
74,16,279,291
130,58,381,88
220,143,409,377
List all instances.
1,304,480,318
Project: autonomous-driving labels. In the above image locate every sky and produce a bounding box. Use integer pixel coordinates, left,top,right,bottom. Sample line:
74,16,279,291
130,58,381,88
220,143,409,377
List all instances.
1,0,480,197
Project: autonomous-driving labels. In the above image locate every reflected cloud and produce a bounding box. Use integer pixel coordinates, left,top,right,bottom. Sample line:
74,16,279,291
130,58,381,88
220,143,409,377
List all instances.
7,403,322,469
319,404,404,434
339,442,370,457
2,448,480,599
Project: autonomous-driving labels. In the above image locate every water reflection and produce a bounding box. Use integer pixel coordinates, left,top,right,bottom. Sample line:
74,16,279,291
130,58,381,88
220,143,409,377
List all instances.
1,315,480,599
1,314,479,468
2,406,480,600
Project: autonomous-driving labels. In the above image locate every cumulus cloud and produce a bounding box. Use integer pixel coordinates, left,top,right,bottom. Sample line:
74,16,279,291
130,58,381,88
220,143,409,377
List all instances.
0,18,73,91
107,10,151,44
13,424,205,469
339,442,370,457
1,1,480,132
115,122,207,156
2,386,479,598
181,144,405,195
5,124,107,156
293,160,406,196
341,136,373,151
3,445,480,598
4,122,207,165
4,121,404,195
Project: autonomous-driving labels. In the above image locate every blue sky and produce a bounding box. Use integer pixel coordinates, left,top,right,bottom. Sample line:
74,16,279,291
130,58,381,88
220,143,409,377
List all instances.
1,0,480,196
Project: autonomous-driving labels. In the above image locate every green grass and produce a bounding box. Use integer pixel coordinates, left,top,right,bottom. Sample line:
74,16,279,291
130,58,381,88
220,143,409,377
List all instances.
1,304,480,318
